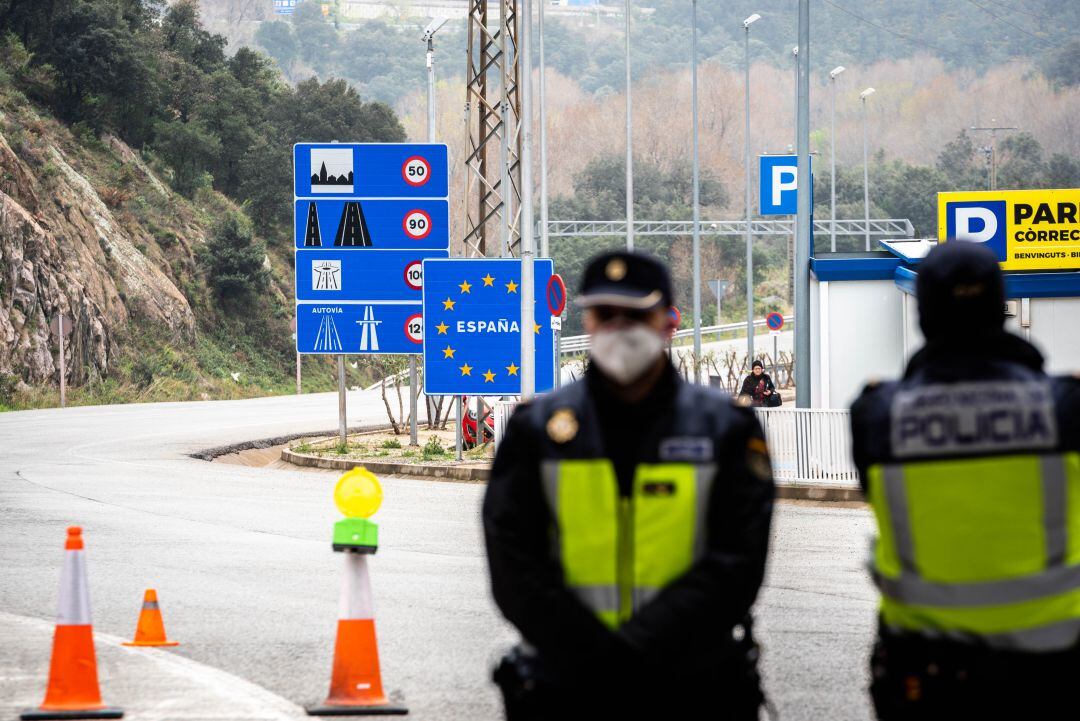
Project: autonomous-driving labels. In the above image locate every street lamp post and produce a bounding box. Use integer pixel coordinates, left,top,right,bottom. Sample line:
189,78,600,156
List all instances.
520,0,536,401
625,0,634,251
415,17,448,446
538,0,550,258
691,0,701,384
829,66,845,253
743,12,760,366
860,87,876,252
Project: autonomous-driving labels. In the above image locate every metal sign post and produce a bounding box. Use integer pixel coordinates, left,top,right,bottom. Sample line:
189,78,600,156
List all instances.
766,312,784,381
337,355,347,447
50,313,71,408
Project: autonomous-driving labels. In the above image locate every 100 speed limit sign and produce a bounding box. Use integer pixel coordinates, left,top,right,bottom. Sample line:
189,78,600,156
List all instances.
403,261,425,291
402,209,432,240
402,156,431,187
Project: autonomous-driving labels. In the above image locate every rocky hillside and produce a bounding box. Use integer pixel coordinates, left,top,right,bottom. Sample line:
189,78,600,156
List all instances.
1,111,196,387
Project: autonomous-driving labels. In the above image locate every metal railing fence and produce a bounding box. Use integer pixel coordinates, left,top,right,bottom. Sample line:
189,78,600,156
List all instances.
754,407,857,487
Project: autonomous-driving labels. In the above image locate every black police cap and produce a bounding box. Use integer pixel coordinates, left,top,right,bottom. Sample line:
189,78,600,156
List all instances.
577,251,673,310
917,240,1005,341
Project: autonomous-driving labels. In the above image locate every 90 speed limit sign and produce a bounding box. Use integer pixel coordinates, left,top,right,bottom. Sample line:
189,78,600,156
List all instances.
402,209,433,240
405,313,423,344
402,156,431,187
403,260,425,291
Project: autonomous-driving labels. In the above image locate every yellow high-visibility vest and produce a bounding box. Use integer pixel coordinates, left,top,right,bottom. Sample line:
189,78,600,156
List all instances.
869,452,1080,651
541,459,713,628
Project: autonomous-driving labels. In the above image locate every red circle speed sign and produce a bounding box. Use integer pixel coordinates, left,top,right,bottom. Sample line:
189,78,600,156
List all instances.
546,274,567,316
404,313,423,344
403,261,424,291
402,209,432,240
402,156,431,187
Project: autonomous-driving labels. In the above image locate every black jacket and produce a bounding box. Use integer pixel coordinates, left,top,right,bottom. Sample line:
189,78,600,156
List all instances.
738,372,776,407
483,363,775,686
850,331,1080,495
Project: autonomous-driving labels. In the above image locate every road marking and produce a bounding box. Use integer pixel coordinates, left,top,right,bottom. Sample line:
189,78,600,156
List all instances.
0,611,305,720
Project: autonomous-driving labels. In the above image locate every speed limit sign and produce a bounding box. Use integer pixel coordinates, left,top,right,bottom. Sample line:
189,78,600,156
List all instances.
403,260,424,290
402,156,431,187
402,209,432,240
404,313,423,344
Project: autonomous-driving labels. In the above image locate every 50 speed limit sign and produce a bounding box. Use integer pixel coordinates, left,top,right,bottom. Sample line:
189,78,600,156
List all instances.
404,313,423,344
402,156,431,187
402,209,433,240
404,260,424,290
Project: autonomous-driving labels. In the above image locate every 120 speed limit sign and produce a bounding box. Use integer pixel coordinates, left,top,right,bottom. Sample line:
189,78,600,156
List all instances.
404,261,425,291
402,209,432,240
402,156,431,187
404,313,423,344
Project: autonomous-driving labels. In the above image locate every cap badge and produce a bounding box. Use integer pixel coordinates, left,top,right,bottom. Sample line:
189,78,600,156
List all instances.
605,258,627,281
546,408,579,444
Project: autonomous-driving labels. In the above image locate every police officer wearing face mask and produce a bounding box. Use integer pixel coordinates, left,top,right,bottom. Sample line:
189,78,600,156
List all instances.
851,241,1080,719
483,251,775,721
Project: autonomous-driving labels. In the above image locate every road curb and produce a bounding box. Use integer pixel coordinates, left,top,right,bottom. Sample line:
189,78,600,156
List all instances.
281,447,490,482
190,423,393,461
280,448,861,499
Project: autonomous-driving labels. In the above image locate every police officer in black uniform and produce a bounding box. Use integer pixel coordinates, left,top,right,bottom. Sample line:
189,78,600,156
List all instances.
851,241,1080,719
483,251,775,720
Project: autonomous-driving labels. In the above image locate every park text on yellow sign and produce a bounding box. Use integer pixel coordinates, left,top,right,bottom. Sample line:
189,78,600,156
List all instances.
938,189,1080,271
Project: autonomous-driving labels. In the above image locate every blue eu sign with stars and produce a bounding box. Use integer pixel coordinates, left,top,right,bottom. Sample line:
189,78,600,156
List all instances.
422,259,557,395
294,142,449,355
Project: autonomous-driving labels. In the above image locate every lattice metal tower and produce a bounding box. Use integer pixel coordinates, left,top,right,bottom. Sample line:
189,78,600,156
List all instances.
463,0,522,258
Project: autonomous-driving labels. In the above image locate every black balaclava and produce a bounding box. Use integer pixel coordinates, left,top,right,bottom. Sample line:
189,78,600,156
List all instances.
917,241,1005,342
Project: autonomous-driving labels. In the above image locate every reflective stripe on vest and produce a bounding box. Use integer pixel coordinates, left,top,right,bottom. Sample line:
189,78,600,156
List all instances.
870,452,1080,651
541,459,713,628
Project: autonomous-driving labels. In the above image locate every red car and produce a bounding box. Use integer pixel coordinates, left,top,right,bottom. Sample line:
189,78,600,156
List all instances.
461,396,495,448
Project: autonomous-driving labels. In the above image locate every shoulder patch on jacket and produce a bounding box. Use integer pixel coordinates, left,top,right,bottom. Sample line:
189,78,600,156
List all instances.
746,437,772,480
546,408,579,444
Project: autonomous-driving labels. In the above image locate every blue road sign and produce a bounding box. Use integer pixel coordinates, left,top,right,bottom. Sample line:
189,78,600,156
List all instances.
296,249,448,303
296,303,424,355
294,143,449,199
294,199,450,250
759,155,813,215
766,312,785,331
422,259,556,395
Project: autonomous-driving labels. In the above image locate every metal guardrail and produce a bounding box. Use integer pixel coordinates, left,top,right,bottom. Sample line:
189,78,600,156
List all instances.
560,315,794,355
493,401,857,489
546,218,914,238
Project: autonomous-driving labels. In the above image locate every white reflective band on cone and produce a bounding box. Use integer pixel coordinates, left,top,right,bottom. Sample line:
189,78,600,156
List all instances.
338,553,375,621
56,549,92,626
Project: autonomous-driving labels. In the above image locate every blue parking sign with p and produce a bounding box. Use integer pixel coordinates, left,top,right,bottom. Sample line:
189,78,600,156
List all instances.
760,155,799,215
945,200,1007,261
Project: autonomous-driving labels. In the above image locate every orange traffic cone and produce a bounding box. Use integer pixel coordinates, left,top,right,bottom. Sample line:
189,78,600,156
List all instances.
307,553,407,716
122,589,178,647
21,527,123,720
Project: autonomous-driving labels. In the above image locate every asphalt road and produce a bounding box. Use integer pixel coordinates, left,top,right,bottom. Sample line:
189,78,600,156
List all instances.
0,389,877,720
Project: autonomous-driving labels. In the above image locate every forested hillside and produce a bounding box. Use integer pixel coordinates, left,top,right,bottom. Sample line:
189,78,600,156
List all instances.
0,0,404,407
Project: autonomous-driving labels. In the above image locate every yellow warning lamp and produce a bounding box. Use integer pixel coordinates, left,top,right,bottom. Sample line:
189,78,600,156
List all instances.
332,467,383,553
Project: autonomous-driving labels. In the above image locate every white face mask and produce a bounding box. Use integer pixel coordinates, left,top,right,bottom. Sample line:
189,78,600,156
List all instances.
589,324,665,385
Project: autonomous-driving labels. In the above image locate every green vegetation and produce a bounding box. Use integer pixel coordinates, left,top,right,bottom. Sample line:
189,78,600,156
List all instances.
422,435,447,460
0,0,408,409
381,439,402,450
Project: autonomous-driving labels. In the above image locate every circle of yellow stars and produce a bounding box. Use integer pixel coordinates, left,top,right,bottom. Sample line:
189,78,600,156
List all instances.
435,273,542,380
